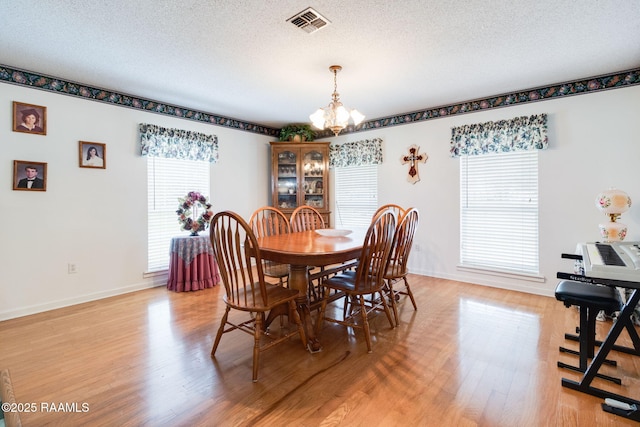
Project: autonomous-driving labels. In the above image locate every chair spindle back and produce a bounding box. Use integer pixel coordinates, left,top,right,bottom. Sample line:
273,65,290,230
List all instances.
355,209,397,292
387,208,419,278
249,206,290,237
372,204,405,222
210,211,269,309
290,206,325,232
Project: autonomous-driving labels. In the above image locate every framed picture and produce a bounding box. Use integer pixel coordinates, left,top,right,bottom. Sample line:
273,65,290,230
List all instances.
13,102,47,135
79,141,106,169
13,160,47,191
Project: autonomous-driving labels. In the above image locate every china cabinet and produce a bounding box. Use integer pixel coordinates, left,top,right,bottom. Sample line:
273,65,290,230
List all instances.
270,141,330,225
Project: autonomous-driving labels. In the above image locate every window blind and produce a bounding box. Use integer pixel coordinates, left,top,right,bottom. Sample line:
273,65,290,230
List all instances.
147,157,210,272
334,164,378,229
460,150,539,274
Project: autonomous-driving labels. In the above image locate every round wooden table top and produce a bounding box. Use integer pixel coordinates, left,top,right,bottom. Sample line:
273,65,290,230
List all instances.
256,229,366,266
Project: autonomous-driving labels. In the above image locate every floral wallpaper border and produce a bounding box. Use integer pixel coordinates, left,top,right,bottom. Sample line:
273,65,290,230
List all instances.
2,63,638,138
316,67,640,137
0,64,278,137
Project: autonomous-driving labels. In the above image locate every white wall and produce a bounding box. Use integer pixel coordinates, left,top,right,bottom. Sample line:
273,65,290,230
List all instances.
329,86,640,296
1,82,638,320
0,84,272,320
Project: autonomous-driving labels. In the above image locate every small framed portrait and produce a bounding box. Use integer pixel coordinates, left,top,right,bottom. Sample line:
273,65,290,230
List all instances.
79,141,106,169
13,102,47,135
13,160,47,191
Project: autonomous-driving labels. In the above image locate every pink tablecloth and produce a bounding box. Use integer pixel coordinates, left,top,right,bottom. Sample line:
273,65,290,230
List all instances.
167,235,220,292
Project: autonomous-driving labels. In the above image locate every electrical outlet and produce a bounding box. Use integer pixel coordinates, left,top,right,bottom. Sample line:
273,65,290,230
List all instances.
68,263,77,274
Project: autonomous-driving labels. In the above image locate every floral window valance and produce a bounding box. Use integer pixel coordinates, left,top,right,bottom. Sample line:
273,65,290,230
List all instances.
139,123,219,163
329,138,383,168
450,114,547,157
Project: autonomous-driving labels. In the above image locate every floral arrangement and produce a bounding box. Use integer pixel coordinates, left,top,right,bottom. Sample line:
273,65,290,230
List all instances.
176,191,213,235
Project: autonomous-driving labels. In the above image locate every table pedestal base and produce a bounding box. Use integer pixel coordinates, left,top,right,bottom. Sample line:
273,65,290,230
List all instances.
290,264,322,352
264,265,322,352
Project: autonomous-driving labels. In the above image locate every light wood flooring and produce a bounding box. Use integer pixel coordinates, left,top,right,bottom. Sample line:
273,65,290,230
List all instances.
1,275,640,426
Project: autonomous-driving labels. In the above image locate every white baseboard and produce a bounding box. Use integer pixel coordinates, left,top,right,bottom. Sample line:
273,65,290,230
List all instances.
0,274,168,321
408,268,555,298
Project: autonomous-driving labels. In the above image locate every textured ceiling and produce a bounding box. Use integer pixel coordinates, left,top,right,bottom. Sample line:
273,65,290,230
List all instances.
1,0,639,128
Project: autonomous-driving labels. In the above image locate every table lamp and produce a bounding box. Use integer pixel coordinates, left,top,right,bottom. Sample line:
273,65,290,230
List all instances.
595,188,632,241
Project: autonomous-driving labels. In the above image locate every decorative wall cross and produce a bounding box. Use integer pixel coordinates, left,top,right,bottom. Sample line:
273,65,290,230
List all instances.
401,144,428,184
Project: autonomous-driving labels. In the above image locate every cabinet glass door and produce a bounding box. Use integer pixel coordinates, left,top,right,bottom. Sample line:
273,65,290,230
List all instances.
302,149,325,209
276,150,298,209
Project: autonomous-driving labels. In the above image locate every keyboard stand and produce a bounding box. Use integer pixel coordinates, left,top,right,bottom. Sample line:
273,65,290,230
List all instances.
556,269,640,422
602,401,640,422
564,331,640,356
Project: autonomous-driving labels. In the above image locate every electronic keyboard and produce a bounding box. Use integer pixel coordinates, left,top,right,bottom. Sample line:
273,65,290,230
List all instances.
580,241,640,282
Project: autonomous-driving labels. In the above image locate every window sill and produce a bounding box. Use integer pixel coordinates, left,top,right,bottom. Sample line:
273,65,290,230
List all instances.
143,269,168,279
456,265,545,283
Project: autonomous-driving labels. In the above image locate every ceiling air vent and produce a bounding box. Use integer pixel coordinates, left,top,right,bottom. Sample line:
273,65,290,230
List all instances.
287,7,331,34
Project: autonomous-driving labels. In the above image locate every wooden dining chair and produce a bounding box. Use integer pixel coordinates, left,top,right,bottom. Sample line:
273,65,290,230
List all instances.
249,206,291,286
384,207,419,326
373,204,405,221
209,211,307,382
1,369,22,427
290,205,326,232
315,209,397,353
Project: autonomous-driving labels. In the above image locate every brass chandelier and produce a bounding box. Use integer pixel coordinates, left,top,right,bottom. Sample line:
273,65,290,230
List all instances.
309,65,365,136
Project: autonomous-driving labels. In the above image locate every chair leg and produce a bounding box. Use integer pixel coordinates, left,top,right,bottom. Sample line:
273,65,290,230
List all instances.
309,266,324,304
403,276,418,311
344,295,358,318
252,312,264,382
315,291,329,337
358,295,373,353
289,300,307,350
211,306,230,356
308,277,318,303
343,295,350,319
386,280,399,327
378,290,395,329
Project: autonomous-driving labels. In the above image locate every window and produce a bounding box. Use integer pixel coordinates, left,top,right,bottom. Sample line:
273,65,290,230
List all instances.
459,150,539,274
329,138,383,229
140,123,218,273
147,157,210,272
334,164,378,229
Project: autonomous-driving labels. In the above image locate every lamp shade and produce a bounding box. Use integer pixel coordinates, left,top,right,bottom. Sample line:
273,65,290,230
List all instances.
595,188,631,215
595,188,632,242
598,221,628,242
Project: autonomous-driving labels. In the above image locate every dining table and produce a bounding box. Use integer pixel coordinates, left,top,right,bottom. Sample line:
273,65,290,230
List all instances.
256,228,366,352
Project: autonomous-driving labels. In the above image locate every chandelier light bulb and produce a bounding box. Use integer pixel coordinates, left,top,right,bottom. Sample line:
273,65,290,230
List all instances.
351,109,365,125
335,105,349,123
310,109,325,129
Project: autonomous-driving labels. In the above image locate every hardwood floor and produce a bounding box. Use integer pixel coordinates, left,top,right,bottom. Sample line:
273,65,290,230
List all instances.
1,275,639,426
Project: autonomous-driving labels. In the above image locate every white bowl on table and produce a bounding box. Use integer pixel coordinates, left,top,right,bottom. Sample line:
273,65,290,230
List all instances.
314,229,352,237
